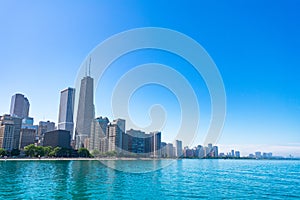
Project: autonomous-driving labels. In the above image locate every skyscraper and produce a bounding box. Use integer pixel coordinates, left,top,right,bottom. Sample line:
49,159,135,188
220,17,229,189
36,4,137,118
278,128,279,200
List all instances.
75,75,94,149
174,140,183,158
231,149,235,157
150,131,161,158
166,143,174,158
212,146,219,157
10,93,30,118
58,87,75,137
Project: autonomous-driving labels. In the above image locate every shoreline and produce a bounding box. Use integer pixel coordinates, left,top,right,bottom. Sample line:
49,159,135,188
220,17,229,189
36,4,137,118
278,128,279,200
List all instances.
1,157,299,161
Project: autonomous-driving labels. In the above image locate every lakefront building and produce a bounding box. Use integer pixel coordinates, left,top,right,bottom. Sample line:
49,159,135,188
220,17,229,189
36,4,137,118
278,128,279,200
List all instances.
174,140,183,157
20,118,38,149
0,115,22,150
88,117,109,153
43,130,71,149
166,143,174,158
107,119,125,154
125,129,146,154
58,87,75,138
150,131,161,158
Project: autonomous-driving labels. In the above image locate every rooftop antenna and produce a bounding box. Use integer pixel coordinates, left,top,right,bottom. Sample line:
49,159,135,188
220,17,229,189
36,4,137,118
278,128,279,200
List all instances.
89,57,91,76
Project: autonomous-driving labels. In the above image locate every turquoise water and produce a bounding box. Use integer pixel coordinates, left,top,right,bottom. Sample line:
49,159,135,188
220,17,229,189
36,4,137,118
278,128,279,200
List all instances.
0,159,299,199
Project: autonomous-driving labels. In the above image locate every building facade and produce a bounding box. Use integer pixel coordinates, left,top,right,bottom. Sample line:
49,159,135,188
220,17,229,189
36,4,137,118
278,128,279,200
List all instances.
19,128,36,149
174,140,183,158
150,131,161,158
106,119,125,154
88,117,109,153
75,76,94,149
58,87,75,138
107,122,123,154
37,121,55,145
166,143,174,158
212,146,219,157
0,115,22,150
10,93,30,119
126,129,146,154
20,118,38,149
43,130,71,149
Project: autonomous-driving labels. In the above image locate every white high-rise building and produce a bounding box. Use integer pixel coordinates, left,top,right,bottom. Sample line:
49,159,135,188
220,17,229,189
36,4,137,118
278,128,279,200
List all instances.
174,140,183,158
166,143,174,158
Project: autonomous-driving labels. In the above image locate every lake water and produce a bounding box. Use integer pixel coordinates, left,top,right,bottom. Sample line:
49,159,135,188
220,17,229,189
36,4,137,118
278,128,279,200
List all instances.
0,159,299,199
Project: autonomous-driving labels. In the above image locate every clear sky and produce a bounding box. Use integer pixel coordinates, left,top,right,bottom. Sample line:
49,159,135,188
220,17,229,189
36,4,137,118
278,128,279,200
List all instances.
0,0,299,156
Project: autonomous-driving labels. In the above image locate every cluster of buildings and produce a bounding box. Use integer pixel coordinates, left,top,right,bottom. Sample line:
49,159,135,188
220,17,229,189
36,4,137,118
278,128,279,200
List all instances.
248,152,273,159
219,149,241,158
0,70,183,158
0,93,71,151
163,143,219,158
0,70,275,159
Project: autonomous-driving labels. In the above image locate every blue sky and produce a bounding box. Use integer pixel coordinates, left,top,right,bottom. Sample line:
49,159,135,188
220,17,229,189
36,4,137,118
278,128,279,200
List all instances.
0,0,299,156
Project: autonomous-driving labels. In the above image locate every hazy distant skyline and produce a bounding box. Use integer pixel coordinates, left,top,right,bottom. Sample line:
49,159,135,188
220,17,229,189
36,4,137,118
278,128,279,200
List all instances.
0,1,299,156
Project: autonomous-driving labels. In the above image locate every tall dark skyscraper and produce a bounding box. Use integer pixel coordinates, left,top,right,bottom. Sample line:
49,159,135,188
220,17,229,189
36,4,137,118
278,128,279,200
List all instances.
58,87,75,137
10,93,30,119
75,75,94,149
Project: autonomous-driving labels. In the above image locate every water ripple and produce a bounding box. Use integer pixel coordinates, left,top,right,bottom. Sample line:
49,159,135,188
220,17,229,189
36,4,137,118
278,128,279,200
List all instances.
0,159,299,199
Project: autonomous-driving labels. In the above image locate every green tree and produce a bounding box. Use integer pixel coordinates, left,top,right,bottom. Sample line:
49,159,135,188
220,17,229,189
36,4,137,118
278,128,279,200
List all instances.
49,147,62,157
58,148,72,157
35,146,45,157
24,144,36,157
10,149,20,157
105,151,117,157
78,148,90,158
43,146,52,157
91,149,101,158
0,148,7,157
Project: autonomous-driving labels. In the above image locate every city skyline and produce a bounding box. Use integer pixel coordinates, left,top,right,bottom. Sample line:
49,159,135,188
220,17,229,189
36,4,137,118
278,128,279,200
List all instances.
0,1,299,157
0,93,296,158
2,91,290,158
